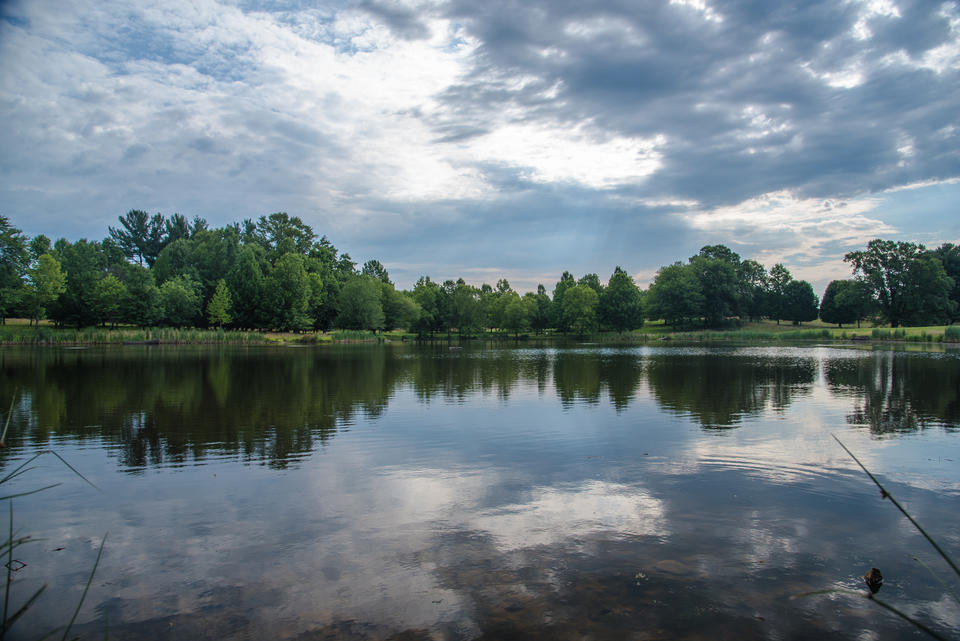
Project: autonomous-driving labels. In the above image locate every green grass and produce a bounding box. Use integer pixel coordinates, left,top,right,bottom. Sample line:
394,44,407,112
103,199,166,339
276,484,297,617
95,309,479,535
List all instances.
642,321,958,343
328,329,375,341
0,322,268,345
3,317,957,346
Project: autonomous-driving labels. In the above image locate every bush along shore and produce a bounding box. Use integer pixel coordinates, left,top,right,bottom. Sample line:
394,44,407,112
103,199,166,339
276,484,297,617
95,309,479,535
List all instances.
1,322,958,346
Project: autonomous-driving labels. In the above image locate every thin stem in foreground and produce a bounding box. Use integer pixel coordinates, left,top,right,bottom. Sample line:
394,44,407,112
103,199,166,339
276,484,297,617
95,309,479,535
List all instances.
61,532,107,641
793,588,951,641
0,394,15,448
913,555,960,606
3,503,11,636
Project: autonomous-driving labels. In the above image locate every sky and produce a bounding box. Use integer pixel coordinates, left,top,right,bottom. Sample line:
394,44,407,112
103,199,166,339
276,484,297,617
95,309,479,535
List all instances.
1,0,958,293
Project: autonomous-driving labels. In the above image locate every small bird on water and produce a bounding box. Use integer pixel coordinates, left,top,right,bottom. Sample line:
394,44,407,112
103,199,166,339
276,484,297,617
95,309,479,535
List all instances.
863,568,883,594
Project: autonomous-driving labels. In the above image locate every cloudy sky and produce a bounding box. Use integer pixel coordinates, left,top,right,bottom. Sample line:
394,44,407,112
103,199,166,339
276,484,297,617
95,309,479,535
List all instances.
1,0,958,292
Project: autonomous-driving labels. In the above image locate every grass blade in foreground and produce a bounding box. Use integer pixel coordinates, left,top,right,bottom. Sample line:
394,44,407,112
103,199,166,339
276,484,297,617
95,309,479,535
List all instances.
792,588,952,641
60,532,107,641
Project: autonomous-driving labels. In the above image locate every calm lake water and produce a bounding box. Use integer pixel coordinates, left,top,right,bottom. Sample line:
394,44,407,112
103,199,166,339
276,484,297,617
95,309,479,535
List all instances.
1,343,959,640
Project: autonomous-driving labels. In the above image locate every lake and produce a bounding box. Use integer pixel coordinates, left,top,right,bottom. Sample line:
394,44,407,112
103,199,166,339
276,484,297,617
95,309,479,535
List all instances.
1,343,959,640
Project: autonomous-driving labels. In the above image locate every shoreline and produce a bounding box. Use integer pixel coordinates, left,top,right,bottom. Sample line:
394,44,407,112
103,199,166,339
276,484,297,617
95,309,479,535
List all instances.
2,324,958,346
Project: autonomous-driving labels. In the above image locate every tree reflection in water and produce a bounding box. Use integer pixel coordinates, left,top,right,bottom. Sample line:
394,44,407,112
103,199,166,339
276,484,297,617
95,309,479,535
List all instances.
1,345,957,470
825,349,960,434
1,344,959,640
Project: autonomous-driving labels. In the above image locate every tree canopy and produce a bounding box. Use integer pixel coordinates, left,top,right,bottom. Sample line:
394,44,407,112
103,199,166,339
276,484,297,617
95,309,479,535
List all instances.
600,266,643,333
2,213,958,335
845,239,955,327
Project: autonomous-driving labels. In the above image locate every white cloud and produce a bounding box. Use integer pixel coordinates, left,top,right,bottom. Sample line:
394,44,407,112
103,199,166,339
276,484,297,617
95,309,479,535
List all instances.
850,0,901,40
471,480,668,550
564,16,646,45
881,176,960,193
1,0,958,282
669,0,724,24
678,191,898,284
466,125,666,189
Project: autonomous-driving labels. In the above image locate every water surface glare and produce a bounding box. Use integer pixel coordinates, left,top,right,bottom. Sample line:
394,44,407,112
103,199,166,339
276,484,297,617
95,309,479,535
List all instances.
1,343,959,640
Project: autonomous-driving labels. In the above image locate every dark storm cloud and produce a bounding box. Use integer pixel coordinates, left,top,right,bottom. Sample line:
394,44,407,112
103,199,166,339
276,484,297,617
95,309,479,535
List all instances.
401,0,960,207
355,0,433,40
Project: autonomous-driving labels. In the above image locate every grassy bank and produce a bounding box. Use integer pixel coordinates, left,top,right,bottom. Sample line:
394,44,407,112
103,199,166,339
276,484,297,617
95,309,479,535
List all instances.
621,321,960,344
2,318,957,346
0,321,416,346
0,321,268,345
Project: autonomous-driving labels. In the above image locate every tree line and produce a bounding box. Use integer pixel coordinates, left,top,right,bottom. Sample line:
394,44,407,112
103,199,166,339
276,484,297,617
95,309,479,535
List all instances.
0,212,957,334
647,241,958,329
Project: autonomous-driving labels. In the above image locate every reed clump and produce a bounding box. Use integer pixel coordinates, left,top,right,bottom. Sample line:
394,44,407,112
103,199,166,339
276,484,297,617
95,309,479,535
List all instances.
0,397,106,640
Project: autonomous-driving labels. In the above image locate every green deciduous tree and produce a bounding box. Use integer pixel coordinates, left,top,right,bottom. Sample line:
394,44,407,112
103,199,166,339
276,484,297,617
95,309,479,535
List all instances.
307,236,354,330
120,264,161,327
153,239,199,286
600,266,643,333
737,259,768,322
783,279,818,325
189,227,240,305
411,276,442,336
361,259,391,284
689,252,738,326
93,274,128,327
337,275,385,331
767,263,792,325
481,280,516,332
819,280,847,327
698,244,741,266
820,279,872,327
845,239,954,327
562,285,599,336
50,239,107,327
901,250,955,325
577,273,603,296
100,237,130,267
503,292,535,338
444,279,482,336
552,271,576,333
530,284,552,335
228,245,268,329
23,253,66,325
381,283,419,330
267,253,313,331
647,262,704,329
934,243,960,322
160,275,201,327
